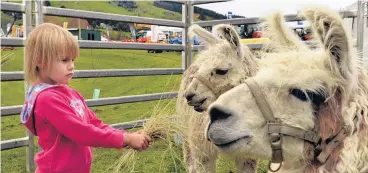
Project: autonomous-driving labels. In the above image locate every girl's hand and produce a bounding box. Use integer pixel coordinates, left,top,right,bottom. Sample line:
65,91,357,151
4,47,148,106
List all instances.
123,132,152,151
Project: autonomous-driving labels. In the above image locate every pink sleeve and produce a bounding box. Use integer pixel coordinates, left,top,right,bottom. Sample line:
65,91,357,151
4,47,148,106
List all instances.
36,91,124,149
88,108,126,133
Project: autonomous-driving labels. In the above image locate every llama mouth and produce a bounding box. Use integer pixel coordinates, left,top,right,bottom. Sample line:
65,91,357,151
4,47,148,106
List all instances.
213,136,252,148
194,106,204,112
192,98,207,112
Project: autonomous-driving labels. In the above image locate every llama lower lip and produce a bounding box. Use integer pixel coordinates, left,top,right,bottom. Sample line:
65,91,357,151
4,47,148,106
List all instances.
193,98,208,112
194,105,204,112
214,136,251,148
188,98,207,107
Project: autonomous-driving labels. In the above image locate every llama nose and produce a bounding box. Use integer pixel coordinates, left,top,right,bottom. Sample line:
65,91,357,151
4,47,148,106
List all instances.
209,105,232,122
185,93,196,102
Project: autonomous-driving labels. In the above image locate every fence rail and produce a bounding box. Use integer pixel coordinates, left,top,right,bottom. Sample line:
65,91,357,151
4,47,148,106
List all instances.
192,0,231,5
0,2,24,12
1,92,178,116
1,137,29,151
0,38,185,50
1,119,148,150
43,6,185,28
192,40,319,50
0,37,24,47
194,11,358,27
1,68,184,81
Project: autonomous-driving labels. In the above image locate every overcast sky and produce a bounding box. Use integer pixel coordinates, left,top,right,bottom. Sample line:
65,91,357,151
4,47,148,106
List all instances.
195,0,358,17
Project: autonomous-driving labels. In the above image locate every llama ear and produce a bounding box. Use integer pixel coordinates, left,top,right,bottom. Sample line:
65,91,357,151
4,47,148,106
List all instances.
188,24,220,46
214,24,258,75
303,7,356,82
261,12,308,52
213,24,245,57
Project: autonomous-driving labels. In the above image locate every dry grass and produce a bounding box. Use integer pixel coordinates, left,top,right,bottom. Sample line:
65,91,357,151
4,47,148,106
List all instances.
109,99,188,173
108,75,188,173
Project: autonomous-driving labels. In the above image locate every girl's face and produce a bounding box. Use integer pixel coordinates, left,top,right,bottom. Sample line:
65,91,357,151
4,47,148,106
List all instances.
39,57,75,85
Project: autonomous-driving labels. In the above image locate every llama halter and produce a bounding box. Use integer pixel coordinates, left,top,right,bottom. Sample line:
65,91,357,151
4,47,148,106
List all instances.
244,78,350,172
192,73,218,94
192,73,235,97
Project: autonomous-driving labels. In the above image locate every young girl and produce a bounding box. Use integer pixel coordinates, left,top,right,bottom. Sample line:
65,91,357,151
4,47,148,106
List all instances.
20,23,151,173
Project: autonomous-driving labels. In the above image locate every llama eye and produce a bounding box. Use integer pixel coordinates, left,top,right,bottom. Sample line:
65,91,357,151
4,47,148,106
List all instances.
290,88,308,101
215,69,228,75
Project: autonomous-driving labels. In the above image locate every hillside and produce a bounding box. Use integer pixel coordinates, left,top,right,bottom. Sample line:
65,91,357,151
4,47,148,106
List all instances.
1,1,243,33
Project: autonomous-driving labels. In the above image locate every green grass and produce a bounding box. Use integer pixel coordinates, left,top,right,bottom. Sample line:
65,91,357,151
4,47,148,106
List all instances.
50,1,182,21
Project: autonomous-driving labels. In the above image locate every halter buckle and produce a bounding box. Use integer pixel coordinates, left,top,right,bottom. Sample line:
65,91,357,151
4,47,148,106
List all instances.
270,133,281,147
268,161,283,172
270,133,283,163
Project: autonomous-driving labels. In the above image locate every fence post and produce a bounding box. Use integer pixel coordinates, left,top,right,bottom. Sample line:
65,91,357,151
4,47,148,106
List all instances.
357,0,365,60
182,1,194,70
35,0,44,154
35,0,44,25
23,0,35,172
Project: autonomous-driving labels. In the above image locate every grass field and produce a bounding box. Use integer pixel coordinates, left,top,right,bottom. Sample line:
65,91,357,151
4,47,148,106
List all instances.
1,48,269,173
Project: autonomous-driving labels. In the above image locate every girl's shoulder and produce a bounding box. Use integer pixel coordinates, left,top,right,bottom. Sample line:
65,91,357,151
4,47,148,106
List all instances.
30,84,83,101
30,83,67,95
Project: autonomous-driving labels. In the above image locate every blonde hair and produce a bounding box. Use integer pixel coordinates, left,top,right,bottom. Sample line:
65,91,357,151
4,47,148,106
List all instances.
24,23,79,85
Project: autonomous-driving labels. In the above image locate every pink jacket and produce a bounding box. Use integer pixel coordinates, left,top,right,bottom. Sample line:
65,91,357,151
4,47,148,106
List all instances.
20,83,125,173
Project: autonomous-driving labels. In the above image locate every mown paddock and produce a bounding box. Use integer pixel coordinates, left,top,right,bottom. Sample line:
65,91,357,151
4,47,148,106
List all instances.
1,0,364,172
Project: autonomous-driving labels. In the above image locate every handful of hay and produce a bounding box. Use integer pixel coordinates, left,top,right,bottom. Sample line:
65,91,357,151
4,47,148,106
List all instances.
109,99,188,173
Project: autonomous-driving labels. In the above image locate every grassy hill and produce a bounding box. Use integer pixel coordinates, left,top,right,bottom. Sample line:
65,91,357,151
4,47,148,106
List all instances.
1,1,215,39
1,0,215,33
51,1,182,21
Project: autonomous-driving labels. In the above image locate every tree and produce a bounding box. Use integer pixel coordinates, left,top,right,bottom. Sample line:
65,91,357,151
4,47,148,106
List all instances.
116,22,130,32
117,1,138,11
44,0,51,6
199,9,205,20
